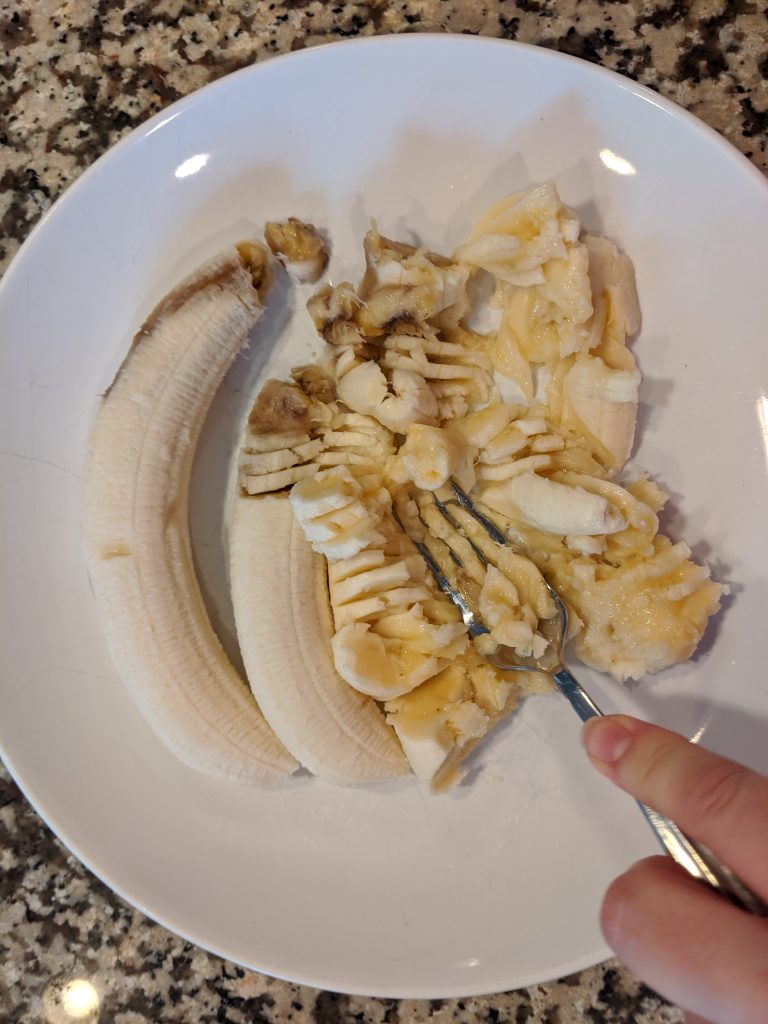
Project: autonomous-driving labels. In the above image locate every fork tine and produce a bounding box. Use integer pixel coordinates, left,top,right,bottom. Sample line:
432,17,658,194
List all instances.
415,493,486,586
391,503,489,637
450,478,573,662
432,493,490,567
412,495,470,575
544,583,569,657
450,480,508,546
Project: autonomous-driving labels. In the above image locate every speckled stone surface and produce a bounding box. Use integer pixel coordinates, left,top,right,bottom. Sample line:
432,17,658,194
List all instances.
1,1,766,1021
2,0,767,278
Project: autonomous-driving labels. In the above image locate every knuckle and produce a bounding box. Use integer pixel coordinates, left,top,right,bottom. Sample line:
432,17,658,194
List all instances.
599,880,624,948
687,760,751,824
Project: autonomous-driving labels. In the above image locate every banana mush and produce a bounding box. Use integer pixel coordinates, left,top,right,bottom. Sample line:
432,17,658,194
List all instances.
231,183,725,789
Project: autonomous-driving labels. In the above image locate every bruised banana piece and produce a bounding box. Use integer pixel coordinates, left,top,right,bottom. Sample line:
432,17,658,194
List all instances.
265,218,329,283
238,394,395,499
82,243,297,783
238,379,330,495
230,495,408,784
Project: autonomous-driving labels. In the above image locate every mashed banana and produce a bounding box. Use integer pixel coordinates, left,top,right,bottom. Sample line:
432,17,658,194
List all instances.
244,193,726,788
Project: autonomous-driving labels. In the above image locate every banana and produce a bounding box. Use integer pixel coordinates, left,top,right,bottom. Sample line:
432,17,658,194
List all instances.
229,495,409,784
82,243,298,783
481,470,626,537
384,648,552,791
454,181,575,287
264,218,329,284
337,360,439,433
290,465,387,561
559,354,640,470
396,423,476,493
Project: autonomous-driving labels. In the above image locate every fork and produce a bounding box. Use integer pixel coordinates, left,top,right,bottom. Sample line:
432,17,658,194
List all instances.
394,480,767,916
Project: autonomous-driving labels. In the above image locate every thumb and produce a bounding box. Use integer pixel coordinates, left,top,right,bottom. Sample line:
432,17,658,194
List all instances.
581,714,768,902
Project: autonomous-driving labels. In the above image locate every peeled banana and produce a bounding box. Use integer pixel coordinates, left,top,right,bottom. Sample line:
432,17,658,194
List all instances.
229,495,409,784
82,244,298,783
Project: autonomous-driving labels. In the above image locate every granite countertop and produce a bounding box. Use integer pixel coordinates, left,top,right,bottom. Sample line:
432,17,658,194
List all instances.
1,1,766,1021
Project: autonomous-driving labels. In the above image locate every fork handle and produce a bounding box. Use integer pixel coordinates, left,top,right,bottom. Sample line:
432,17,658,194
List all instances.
552,668,768,916
553,668,603,722
637,805,768,915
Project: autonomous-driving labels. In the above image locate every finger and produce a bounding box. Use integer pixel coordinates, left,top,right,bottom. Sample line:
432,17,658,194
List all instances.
601,855,768,1024
581,715,768,899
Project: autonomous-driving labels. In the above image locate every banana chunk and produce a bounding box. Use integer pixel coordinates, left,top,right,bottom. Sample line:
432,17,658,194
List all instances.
361,227,472,330
396,423,476,493
553,540,727,682
385,652,552,790
337,361,438,433
559,354,640,470
454,181,581,288
386,664,491,787
290,465,387,561
83,243,297,783
482,471,626,536
332,606,467,701
265,218,329,284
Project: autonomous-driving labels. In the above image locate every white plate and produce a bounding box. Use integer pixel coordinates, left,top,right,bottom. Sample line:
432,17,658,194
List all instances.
1,36,767,998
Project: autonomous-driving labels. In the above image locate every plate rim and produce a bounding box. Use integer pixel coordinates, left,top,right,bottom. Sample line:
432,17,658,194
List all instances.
1,32,766,305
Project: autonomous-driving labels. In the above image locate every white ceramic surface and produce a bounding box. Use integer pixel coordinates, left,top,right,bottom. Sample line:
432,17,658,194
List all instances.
1,36,767,998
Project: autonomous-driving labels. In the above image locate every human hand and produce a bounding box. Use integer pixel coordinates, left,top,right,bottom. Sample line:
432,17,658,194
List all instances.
581,715,768,1024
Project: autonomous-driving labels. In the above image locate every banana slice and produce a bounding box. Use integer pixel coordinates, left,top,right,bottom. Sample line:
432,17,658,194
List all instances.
381,330,494,421
290,465,386,561
230,495,408,784
337,360,438,433
83,243,297,782
237,378,338,495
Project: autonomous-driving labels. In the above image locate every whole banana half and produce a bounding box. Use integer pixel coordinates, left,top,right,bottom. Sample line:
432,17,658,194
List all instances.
82,244,298,783
230,495,409,784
